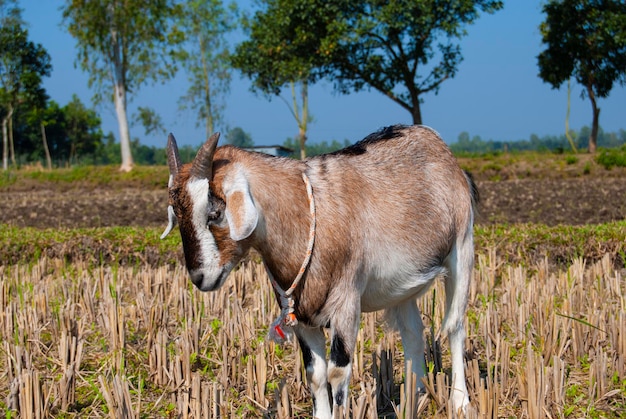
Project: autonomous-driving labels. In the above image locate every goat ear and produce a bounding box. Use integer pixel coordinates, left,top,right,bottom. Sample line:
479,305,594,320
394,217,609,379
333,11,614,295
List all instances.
224,170,258,241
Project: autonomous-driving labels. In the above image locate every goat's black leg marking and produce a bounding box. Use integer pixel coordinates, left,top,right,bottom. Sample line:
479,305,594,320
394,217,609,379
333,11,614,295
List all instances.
328,335,352,411
298,336,313,369
330,334,350,367
297,336,317,410
327,301,360,414
334,388,345,406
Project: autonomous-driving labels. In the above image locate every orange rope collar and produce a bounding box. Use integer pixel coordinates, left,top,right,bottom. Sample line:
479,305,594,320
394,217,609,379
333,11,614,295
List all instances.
267,172,316,343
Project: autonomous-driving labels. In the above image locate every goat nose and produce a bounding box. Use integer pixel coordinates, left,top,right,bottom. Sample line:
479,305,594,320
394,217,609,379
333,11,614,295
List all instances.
190,271,204,288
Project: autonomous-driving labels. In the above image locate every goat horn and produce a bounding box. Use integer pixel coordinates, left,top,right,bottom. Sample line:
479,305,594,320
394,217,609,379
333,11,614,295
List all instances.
190,132,220,180
166,133,182,176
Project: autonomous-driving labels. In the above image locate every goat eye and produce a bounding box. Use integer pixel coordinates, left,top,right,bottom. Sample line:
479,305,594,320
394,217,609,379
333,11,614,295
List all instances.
206,204,223,228
206,196,225,227
208,208,221,221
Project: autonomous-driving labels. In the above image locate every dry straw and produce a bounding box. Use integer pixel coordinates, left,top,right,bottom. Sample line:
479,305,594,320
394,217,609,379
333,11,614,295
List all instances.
0,249,624,417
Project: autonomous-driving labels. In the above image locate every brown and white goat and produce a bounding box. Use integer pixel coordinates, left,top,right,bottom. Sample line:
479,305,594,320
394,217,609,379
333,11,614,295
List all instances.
161,125,478,417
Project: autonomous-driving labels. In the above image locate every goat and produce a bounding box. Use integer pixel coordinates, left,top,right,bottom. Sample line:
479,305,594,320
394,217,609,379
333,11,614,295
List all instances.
161,125,478,417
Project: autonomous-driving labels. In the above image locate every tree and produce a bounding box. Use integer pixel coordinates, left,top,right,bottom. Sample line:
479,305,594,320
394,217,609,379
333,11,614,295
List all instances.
326,0,503,125
231,0,336,158
177,0,236,138
16,99,64,164
224,126,254,148
63,94,103,164
62,0,184,171
0,1,51,170
538,0,626,153
233,0,502,152
25,88,53,169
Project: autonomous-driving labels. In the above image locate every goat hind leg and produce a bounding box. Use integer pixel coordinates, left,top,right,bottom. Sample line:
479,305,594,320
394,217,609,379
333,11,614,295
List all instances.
387,300,427,396
443,241,472,413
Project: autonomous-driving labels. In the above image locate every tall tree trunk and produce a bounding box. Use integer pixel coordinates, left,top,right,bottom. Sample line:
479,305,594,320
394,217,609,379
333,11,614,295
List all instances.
2,116,8,171
41,122,52,170
9,114,15,166
111,16,133,172
299,82,308,160
586,83,599,153
298,128,307,160
288,80,309,159
115,80,133,171
411,100,423,125
204,81,214,138
2,105,14,170
565,79,578,153
200,35,214,138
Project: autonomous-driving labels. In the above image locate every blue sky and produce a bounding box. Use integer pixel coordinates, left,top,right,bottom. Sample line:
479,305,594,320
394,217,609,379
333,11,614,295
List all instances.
20,1,626,148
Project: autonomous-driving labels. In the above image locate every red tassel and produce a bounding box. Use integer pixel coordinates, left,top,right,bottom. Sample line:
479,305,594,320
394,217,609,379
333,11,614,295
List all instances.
274,324,286,340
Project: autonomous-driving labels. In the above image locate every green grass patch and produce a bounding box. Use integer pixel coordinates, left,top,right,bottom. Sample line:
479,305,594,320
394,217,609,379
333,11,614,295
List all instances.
0,224,182,266
596,145,626,170
0,165,169,191
2,221,624,269
475,221,626,268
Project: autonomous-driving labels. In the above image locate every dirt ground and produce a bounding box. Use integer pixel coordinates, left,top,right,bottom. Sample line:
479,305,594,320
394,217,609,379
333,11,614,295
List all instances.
1,176,624,228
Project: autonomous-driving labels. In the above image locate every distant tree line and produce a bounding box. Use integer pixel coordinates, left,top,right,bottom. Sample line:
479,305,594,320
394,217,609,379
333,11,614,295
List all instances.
450,127,626,155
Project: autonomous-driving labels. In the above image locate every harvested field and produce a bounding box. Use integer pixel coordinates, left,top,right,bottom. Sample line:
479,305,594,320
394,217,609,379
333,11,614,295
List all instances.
0,250,624,417
0,159,625,417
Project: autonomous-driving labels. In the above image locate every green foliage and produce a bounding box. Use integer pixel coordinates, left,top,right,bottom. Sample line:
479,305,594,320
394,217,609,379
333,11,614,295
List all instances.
595,145,626,169
328,0,503,124
177,0,237,137
231,0,337,96
61,0,184,103
538,0,626,151
234,0,503,126
232,0,331,156
61,0,186,169
63,94,104,162
0,2,52,165
538,0,626,98
12,95,104,165
0,12,51,100
224,127,254,148
132,106,165,137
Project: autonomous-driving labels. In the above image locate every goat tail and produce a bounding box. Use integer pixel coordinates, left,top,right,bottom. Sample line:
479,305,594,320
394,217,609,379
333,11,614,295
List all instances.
464,170,480,214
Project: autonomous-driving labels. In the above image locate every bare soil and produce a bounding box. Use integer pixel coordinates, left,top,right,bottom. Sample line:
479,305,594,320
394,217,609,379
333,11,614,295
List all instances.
1,176,624,228
475,177,625,225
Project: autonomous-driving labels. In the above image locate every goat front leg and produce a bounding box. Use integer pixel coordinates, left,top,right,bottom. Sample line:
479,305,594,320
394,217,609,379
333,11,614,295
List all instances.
327,297,360,417
296,326,331,419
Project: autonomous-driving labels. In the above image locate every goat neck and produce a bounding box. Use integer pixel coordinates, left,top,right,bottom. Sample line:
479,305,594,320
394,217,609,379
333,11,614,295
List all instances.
213,147,313,291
